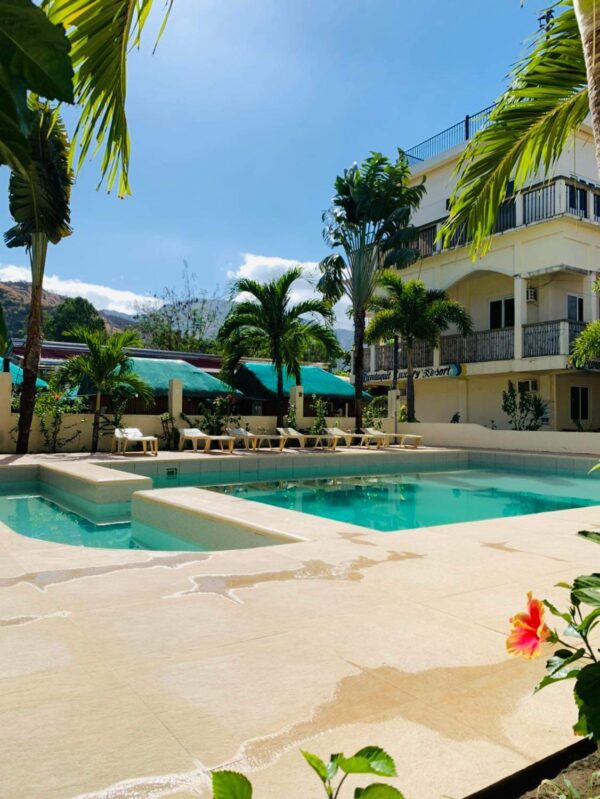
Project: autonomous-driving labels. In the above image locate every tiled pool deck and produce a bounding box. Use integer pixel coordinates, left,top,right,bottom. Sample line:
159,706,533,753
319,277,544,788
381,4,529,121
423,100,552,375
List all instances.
0,447,598,798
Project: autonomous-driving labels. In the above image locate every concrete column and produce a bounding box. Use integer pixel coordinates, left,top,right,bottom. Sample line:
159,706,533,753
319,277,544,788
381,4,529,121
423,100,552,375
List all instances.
555,179,567,216
290,384,304,421
559,320,570,356
432,347,441,369
513,275,527,360
369,345,376,373
514,192,524,227
583,272,599,322
168,378,183,422
0,371,13,452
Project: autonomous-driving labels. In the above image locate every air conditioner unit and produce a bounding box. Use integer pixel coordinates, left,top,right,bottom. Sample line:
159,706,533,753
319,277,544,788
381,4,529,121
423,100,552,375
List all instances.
526,287,538,303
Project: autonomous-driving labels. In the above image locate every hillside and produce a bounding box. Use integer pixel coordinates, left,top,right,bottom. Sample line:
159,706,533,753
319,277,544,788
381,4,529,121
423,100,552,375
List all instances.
0,282,132,338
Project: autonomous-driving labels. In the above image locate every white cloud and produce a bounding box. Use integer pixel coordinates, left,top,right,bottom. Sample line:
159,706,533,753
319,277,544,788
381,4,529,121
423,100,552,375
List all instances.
227,253,352,328
0,264,157,315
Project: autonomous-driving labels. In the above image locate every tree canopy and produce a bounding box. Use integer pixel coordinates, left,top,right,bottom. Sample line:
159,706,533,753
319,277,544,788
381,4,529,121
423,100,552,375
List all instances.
45,296,106,341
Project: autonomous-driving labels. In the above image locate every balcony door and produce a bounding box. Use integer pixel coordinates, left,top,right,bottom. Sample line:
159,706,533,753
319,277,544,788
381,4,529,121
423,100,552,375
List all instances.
567,294,584,322
489,297,514,329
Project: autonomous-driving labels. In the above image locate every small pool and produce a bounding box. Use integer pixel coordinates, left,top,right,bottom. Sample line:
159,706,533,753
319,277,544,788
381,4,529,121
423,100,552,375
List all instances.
0,488,209,551
213,468,600,531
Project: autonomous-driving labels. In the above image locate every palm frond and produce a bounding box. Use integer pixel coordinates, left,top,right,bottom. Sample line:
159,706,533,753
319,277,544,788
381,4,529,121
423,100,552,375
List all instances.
571,320,600,367
441,1,588,256
44,0,171,197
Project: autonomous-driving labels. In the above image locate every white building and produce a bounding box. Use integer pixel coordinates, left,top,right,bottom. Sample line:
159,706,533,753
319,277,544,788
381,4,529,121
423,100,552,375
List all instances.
365,107,600,431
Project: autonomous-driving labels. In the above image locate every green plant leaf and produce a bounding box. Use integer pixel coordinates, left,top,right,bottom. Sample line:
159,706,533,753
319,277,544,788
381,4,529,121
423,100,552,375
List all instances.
354,785,405,798
300,750,328,784
573,663,600,740
341,747,397,777
578,607,600,636
0,0,73,102
327,753,343,781
211,770,252,799
578,530,600,545
572,574,600,607
543,599,575,625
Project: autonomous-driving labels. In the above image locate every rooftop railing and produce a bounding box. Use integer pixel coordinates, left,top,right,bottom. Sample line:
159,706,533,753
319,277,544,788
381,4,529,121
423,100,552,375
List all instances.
405,105,495,166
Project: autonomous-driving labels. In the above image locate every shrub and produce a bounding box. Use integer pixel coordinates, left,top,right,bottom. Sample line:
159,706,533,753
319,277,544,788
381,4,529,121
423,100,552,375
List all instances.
34,379,85,453
364,396,388,430
501,380,548,431
310,394,329,435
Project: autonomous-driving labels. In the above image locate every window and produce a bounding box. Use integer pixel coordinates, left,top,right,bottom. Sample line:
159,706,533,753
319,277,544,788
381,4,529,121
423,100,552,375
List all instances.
570,386,590,421
567,294,584,322
594,194,600,222
568,185,588,218
490,297,515,329
517,379,538,394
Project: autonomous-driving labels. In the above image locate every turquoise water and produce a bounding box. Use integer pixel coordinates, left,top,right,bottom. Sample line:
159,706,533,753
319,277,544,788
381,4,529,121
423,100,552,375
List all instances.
0,488,208,551
213,468,600,531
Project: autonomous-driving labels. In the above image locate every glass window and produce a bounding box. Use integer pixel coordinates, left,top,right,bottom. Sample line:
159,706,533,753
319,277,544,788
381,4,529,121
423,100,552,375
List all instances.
570,386,590,421
489,300,503,330
568,185,588,217
567,294,584,322
504,298,515,328
489,298,514,329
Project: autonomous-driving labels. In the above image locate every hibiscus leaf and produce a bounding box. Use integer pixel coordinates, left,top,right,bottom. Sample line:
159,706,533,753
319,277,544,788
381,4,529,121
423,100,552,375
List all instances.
578,607,600,636
211,771,252,799
543,599,574,624
300,751,328,784
341,747,397,777
536,667,582,692
578,530,600,545
547,648,586,676
572,574,600,607
573,663,600,740
354,785,406,798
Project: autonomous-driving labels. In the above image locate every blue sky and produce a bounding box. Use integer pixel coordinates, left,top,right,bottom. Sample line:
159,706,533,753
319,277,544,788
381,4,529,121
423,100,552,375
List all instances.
0,0,535,318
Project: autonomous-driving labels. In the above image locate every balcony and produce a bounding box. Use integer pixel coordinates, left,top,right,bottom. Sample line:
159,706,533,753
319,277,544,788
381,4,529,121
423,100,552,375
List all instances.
405,105,495,166
440,328,514,363
367,320,588,374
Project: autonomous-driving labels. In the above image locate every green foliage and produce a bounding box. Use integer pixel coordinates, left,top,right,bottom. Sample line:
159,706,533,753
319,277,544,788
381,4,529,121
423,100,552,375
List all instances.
34,376,85,453
536,770,600,798
571,320,600,368
183,394,240,436
211,771,252,799
135,265,221,352
366,272,471,422
364,396,387,430
285,399,297,428
159,412,178,451
442,2,589,256
44,0,172,197
0,0,73,174
210,746,403,799
501,380,548,431
318,151,425,430
45,296,106,341
0,303,11,357
58,326,152,451
219,266,338,425
310,394,329,435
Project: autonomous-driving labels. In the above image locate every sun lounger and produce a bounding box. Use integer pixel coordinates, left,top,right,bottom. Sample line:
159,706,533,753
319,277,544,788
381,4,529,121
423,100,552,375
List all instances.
402,434,423,448
178,428,235,453
276,426,339,450
326,426,379,448
114,427,158,456
226,427,285,451
362,427,405,447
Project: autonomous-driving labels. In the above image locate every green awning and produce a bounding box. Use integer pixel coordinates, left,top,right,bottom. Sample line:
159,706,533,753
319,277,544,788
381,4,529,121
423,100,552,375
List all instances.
233,362,368,401
126,358,235,398
9,362,48,389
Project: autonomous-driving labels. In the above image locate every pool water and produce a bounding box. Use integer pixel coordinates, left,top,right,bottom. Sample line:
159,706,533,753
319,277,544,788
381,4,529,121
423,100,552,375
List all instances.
0,490,208,551
214,468,600,531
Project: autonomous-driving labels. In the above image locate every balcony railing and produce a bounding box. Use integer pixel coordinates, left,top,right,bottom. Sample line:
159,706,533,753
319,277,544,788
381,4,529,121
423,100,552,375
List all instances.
405,105,495,166
374,341,433,370
440,327,514,363
523,321,561,357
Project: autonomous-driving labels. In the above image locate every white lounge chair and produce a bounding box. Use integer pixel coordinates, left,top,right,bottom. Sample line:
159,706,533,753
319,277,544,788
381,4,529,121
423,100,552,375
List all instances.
226,427,285,451
402,434,423,449
362,427,404,447
114,427,158,456
276,426,339,450
178,428,235,453
326,426,380,448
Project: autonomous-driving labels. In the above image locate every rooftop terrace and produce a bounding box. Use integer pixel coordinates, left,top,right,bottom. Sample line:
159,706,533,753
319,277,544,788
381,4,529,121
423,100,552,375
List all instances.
406,104,495,167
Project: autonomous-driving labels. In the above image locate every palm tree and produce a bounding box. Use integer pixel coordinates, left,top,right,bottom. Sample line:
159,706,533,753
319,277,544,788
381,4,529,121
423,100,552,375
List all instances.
318,151,425,431
59,327,153,453
4,102,73,454
0,304,11,373
365,272,472,422
442,2,590,254
219,267,340,426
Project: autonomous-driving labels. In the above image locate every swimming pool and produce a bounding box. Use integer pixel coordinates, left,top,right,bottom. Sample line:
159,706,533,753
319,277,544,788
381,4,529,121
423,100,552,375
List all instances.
213,467,600,531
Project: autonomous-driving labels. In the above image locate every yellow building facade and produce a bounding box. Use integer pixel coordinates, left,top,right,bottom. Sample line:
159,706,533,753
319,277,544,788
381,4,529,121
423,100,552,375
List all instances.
363,111,600,431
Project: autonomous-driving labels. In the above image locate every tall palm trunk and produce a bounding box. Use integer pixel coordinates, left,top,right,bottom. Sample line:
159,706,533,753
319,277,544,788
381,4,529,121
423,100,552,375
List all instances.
353,306,366,432
406,343,416,423
91,390,102,453
16,233,47,454
574,1,600,173
276,365,285,428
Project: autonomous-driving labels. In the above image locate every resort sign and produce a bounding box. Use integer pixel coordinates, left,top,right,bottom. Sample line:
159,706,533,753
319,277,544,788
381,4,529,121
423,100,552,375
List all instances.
364,363,463,383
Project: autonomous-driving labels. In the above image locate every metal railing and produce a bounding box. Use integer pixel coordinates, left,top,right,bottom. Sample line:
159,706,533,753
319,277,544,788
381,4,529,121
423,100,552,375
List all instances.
494,198,516,233
523,184,556,224
523,321,561,357
405,105,495,166
440,328,514,363
374,341,433,370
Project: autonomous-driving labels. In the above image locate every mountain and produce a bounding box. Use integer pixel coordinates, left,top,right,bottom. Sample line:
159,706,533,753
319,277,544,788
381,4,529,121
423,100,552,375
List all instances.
0,282,132,338
334,328,353,351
